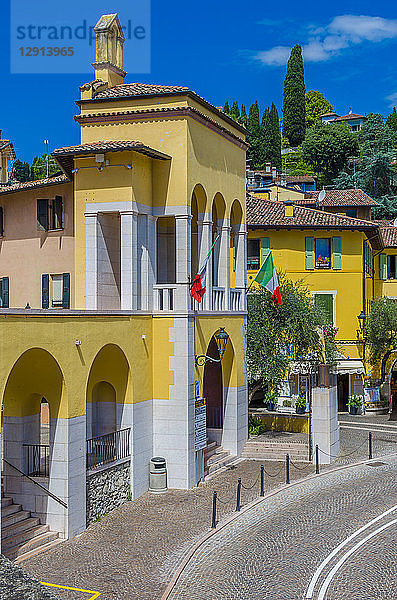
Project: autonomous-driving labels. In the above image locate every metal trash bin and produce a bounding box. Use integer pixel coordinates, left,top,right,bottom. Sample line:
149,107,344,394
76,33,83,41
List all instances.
149,457,167,492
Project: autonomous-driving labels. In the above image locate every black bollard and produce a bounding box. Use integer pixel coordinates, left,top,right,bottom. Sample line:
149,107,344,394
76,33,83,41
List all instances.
369,431,373,460
286,454,290,484
211,491,217,528
236,478,242,511
260,464,264,497
315,444,320,474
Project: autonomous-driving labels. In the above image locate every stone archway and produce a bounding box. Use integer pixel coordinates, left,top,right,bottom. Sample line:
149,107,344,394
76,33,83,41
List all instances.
203,336,223,431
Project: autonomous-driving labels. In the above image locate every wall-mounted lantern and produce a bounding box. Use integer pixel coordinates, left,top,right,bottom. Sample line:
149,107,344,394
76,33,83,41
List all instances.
356,310,366,339
195,328,229,367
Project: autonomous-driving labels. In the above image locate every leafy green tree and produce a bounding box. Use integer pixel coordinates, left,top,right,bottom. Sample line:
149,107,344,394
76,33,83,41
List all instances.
357,151,395,198
283,45,306,147
247,101,261,168
386,107,397,133
372,195,397,220
302,123,359,182
223,101,230,115
282,147,316,176
305,90,334,129
358,113,396,154
239,104,248,127
365,298,397,380
229,101,240,121
333,171,355,189
247,274,337,400
31,154,59,180
12,160,31,182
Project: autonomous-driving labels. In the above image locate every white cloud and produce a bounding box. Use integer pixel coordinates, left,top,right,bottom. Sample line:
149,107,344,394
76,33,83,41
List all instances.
386,92,397,107
255,14,397,66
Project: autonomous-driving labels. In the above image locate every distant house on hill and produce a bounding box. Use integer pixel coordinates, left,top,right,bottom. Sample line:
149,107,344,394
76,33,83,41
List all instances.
320,110,367,132
247,163,317,193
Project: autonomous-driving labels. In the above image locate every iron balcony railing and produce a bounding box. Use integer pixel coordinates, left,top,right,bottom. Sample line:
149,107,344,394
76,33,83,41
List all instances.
23,444,50,478
86,428,131,471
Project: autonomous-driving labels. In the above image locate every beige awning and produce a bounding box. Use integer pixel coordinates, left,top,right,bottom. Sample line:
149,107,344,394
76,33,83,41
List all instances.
336,359,365,375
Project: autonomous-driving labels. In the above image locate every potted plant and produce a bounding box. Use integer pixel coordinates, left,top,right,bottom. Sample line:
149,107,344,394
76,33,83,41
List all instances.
348,394,363,415
295,395,307,414
264,391,276,412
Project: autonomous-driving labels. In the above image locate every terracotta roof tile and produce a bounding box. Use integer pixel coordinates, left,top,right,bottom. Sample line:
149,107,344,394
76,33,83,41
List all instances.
247,196,378,230
380,226,397,247
332,113,366,121
93,82,190,100
304,189,377,207
0,174,69,195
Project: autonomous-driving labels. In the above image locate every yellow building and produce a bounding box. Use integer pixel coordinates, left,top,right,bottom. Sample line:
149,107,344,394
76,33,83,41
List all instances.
246,196,385,411
0,13,248,558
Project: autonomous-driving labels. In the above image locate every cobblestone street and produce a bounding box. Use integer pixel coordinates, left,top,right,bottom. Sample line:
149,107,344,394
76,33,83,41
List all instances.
22,413,397,599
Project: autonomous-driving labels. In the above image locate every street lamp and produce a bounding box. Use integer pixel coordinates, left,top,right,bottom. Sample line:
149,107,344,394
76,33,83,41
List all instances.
195,328,229,367
356,310,366,339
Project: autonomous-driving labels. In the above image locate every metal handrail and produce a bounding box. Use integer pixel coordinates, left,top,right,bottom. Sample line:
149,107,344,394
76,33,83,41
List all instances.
86,427,131,471
3,459,67,509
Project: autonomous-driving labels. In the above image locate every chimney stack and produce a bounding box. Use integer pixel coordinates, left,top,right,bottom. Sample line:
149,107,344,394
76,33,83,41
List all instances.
284,201,294,218
92,14,126,88
265,162,271,174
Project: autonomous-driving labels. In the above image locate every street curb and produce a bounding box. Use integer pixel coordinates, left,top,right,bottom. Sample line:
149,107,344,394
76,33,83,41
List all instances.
160,452,397,600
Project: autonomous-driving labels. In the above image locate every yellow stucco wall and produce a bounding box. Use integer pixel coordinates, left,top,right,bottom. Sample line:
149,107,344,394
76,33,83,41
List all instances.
247,228,367,359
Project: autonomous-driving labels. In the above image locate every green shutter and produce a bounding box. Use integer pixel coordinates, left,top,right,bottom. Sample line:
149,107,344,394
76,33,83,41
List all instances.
260,237,270,265
332,237,342,270
314,293,334,324
1,277,9,308
0,207,4,236
380,253,387,280
42,274,49,308
305,237,315,270
62,273,70,308
37,199,49,231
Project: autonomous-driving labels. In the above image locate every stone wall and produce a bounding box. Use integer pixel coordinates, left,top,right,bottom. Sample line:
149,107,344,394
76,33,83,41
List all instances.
86,460,131,525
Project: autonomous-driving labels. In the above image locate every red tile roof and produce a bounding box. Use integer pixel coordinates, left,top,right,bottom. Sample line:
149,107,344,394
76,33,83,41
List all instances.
92,83,190,100
380,227,397,247
247,196,379,230
53,140,171,178
304,189,377,207
0,174,69,195
333,113,366,121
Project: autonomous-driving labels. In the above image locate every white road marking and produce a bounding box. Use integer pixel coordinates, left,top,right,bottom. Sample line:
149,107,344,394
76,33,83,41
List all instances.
317,518,397,600
339,420,397,429
340,425,397,434
305,503,397,599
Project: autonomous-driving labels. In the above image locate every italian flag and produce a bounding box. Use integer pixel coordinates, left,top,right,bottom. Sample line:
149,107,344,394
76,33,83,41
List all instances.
254,251,282,305
191,255,210,302
191,235,220,303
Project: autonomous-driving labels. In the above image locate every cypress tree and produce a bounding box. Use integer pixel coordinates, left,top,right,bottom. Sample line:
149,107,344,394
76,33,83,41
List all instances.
223,101,230,115
269,103,282,170
247,101,261,168
239,104,248,127
386,107,397,132
259,108,271,169
230,101,240,121
283,44,306,147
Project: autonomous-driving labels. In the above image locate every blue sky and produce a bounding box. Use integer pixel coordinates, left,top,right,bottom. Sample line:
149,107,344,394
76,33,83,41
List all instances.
2,0,397,163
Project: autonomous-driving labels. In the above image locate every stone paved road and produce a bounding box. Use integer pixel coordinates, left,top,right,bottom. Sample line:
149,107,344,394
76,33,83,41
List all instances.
168,455,397,600
23,413,397,600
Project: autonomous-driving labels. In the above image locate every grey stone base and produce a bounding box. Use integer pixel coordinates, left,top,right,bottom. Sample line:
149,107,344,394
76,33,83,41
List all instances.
86,460,131,526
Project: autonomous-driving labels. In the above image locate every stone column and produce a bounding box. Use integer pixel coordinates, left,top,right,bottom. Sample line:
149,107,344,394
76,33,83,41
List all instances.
234,225,247,311
312,384,340,464
175,215,192,311
218,223,231,311
147,215,157,311
198,216,213,311
85,213,98,310
120,211,138,310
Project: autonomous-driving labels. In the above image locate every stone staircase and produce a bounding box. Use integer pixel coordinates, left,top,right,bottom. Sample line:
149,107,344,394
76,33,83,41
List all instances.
242,436,310,462
1,497,61,563
204,442,235,477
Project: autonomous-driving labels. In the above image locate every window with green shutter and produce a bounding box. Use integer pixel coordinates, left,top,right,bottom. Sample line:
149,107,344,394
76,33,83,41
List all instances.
260,237,270,265
0,277,9,308
332,237,342,270
305,237,315,270
314,293,334,325
42,274,49,308
380,254,387,280
62,273,70,308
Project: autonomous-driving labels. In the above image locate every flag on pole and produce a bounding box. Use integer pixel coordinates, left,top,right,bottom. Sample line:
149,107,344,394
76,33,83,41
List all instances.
253,250,282,305
191,236,220,303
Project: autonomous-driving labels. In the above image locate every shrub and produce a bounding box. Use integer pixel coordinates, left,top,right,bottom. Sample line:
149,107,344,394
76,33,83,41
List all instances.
347,394,363,408
249,416,267,437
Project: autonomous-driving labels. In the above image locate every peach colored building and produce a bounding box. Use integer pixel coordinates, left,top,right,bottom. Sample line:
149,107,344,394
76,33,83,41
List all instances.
0,175,74,308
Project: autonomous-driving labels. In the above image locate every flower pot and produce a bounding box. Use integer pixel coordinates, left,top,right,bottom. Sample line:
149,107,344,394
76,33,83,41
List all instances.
267,403,276,412
296,406,306,414
349,406,359,415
